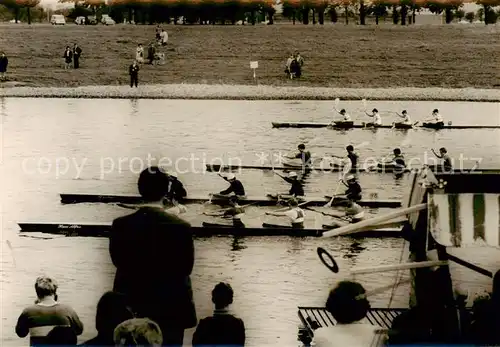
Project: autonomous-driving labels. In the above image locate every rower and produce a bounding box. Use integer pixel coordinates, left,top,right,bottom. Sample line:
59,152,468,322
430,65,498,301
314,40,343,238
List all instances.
204,196,245,228
337,109,351,122
273,171,304,198
432,147,453,171
325,200,365,229
364,108,382,127
285,144,312,168
218,173,246,199
395,110,412,125
424,109,444,127
331,145,358,170
341,175,362,202
265,198,305,229
165,171,187,203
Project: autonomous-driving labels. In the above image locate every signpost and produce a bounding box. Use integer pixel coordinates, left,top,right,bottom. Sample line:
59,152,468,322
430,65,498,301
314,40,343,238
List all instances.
250,61,258,81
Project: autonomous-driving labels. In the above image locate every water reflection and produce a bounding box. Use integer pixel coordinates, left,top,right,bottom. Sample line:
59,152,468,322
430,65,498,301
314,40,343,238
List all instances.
231,236,246,252
341,240,367,266
129,99,139,117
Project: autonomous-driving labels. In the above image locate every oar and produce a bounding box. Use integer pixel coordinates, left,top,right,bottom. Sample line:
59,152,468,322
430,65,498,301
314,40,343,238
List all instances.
322,203,426,238
272,200,311,213
305,206,345,218
333,97,340,113
361,98,367,112
203,201,259,215
350,260,448,275
324,178,343,208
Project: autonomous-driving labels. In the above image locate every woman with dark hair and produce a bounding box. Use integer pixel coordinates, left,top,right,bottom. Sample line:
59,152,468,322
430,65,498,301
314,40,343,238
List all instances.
81,291,135,345
313,281,384,347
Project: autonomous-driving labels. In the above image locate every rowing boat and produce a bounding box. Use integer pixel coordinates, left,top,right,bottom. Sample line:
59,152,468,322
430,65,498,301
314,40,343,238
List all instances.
204,164,499,174
272,121,500,130
59,193,402,208
17,222,401,238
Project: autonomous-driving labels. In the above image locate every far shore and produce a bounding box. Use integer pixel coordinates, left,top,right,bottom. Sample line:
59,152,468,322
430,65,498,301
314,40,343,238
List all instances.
1,84,499,101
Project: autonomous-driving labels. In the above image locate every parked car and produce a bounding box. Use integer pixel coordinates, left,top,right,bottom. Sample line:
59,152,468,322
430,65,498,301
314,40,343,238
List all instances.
75,16,85,25
101,15,115,25
51,14,66,25
87,15,98,25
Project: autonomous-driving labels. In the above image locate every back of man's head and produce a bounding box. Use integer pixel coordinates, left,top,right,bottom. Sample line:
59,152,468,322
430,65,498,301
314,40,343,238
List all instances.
114,318,163,346
137,166,170,201
212,282,234,309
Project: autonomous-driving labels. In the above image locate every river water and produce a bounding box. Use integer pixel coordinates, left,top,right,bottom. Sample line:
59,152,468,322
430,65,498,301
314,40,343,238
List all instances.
1,98,499,346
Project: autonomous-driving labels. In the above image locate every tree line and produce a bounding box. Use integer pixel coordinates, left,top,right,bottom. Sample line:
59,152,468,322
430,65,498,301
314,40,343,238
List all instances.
1,0,499,25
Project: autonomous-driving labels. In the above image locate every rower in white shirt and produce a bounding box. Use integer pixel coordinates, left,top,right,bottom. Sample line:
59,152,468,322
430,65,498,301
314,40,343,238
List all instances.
365,108,382,127
424,109,444,126
265,198,305,229
338,109,351,121
395,110,412,125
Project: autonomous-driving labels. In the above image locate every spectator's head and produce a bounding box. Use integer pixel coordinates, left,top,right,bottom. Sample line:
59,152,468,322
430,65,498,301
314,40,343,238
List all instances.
95,291,135,336
1,52,5,57
35,276,58,300
114,318,163,346
325,281,370,324
346,145,354,152
66,46,70,50
212,282,234,309
298,144,305,151
46,326,77,345
137,166,170,201
138,43,142,47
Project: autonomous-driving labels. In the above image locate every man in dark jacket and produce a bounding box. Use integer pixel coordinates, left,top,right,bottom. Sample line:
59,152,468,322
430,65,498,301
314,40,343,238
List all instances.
109,166,197,346
129,60,139,88
73,44,82,69
192,282,245,346
0,52,8,81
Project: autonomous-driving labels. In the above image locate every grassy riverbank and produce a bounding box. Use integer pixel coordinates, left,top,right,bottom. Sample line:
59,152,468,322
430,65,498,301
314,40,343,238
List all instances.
0,23,499,90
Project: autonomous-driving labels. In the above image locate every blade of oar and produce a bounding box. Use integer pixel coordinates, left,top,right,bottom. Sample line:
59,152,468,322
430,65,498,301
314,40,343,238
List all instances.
324,179,342,207
333,97,340,112
273,200,311,213
317,247,339,273
362,98,367,111
322,203,426,238
350,260,448,275
6,240,16,267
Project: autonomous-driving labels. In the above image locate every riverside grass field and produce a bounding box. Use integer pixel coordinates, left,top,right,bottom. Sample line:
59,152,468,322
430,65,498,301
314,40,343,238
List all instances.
1,23,500,89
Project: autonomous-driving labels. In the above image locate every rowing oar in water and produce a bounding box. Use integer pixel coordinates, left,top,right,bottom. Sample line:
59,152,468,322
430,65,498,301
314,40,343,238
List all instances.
324,178,344,208
322,203,427,238
203,201,260,215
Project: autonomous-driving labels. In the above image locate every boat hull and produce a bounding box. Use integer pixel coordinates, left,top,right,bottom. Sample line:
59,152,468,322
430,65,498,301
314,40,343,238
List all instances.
18,222,401,238
272,122,500,130
59,193,402,208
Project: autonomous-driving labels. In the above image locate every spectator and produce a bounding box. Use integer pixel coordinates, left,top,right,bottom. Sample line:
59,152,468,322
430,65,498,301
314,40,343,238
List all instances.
135,44,144,63
467,269,500,345
147,42,156,65
109,166,197,346
46,326,77,345
113,318,163,346
63,46,72,69
81,291,135,345
15,276,83,346
155,25,162,42
73,44,82,69
129,60,139,88
0,52,8,81
160,29,168,46
193,282,245,346
312,281,385,347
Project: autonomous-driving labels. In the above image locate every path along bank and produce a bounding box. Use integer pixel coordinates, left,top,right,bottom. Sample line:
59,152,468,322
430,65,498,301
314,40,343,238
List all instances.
1,84,499,101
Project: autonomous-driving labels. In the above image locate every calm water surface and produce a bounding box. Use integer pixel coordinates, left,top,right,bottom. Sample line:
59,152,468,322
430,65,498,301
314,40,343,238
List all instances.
1,98,499,346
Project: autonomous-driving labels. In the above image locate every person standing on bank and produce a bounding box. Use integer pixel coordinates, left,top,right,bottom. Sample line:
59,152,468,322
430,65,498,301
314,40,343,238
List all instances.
129,61,139,88
63,46,72,70
109,166,197,346
73,44,82,69
0,52,8,81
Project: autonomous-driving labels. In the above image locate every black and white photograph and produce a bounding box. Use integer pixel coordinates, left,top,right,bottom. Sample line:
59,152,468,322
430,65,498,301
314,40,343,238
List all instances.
1,0,499,346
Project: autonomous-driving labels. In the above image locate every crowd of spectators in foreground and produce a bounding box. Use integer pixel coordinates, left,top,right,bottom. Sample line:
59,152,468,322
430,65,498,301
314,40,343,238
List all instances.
15,166,500,346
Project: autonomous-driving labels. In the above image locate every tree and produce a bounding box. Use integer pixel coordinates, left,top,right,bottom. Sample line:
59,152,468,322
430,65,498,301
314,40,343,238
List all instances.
20,0,40,24
476,0,500,24
368,0,388,25
425,0,463,24
282,0,300,23
455,8,464,19
464,10,474,21
2,0,22,22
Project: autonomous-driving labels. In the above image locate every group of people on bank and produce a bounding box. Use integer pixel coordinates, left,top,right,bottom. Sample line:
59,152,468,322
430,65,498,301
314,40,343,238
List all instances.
284,52,304,79
63,44,83,70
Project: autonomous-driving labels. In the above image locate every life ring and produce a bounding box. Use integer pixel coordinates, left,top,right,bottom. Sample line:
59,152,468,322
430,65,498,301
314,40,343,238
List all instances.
317,247,339,273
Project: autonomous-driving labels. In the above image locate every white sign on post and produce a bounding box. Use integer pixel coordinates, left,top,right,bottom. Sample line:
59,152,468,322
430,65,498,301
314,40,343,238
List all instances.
250,61,258,80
